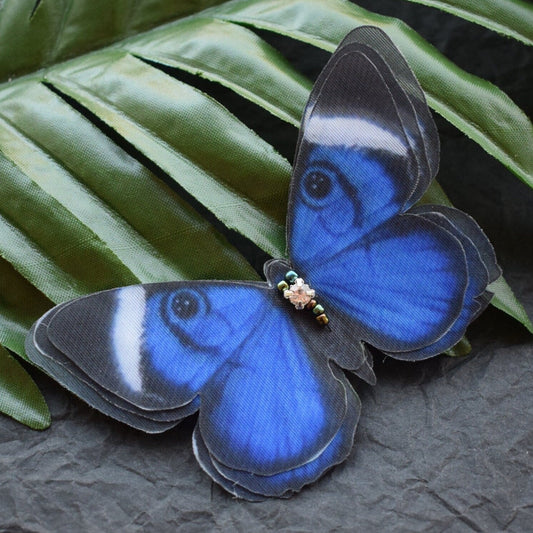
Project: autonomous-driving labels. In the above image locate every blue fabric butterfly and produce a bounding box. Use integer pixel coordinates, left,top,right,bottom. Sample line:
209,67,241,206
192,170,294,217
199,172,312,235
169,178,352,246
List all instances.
25,26,500,500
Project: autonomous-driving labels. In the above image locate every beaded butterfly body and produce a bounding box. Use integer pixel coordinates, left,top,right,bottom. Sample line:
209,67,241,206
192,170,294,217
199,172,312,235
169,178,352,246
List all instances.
25,27,500,500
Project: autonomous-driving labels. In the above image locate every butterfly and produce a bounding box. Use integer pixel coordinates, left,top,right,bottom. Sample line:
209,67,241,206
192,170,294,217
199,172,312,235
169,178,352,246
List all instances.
25,26,500,500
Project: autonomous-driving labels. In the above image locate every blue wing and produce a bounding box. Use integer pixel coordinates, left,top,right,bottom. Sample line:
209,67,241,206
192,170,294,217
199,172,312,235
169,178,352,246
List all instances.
307,214,469,351
197,296,345,476
287,27,499,356
288,27,438,265
25,281,360,499
194,365,360,498
388,206,500,360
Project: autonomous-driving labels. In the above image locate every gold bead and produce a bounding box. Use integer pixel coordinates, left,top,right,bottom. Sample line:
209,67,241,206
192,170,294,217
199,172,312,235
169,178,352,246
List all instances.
277,280,289,291
316,313,329,326
305,299,317,310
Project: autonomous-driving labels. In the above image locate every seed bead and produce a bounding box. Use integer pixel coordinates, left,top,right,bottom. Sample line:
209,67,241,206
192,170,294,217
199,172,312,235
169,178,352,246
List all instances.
285,270,298,282
316,313,329,326
312,304,325,316
277,280,289,291
305,299,317,310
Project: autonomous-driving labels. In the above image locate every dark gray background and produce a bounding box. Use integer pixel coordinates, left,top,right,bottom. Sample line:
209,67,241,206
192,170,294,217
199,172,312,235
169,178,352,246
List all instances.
1,1,532,531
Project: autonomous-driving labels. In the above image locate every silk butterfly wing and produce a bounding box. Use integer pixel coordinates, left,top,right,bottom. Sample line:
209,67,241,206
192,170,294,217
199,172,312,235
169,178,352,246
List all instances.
25,277,362,499
288,27,500,358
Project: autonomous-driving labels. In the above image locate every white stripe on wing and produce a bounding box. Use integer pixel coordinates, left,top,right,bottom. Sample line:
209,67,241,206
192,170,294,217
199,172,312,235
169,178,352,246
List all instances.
111,285,146,392
306,116,408,156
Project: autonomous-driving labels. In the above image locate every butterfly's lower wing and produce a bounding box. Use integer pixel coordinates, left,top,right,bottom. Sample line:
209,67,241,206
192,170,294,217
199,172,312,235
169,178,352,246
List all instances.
196,299,349,477
387,205,501,360
306,207,499,357
308,214,470,352
25,281,360,499
194,365,360,499
415,205,500,285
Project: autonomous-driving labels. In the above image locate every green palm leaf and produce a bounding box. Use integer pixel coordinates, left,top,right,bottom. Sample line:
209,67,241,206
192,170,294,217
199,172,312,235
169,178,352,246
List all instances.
402,0,533,46
0,0,228,80
0,345,50,430
0,0,530,427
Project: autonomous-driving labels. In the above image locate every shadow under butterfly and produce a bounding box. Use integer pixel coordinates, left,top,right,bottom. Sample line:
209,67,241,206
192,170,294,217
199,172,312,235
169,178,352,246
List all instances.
25,26,500,500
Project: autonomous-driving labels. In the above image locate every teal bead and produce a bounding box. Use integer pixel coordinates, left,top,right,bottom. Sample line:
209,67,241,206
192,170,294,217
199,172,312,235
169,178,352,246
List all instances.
313,304,325,315
285,270,298,282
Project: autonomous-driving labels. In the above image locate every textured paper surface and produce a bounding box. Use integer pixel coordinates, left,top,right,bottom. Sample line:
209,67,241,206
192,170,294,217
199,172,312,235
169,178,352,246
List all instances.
2,311,532,530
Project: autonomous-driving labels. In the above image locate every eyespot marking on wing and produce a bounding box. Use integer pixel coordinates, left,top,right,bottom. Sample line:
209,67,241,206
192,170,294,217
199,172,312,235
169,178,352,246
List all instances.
153,287,236,351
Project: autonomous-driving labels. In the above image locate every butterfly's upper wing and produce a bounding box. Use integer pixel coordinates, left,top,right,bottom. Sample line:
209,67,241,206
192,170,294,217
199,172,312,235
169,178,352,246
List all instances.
28,303,199,432
26,280,361,499
288,27,499,358
288,26,438,265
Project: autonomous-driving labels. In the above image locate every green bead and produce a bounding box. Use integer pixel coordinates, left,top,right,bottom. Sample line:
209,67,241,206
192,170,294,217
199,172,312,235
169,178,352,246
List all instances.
277,280,289,291
313,304,325,315
285,270,298,282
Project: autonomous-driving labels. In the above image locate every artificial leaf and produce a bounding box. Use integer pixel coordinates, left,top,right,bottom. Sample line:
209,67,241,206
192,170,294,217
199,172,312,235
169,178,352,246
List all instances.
0,79,260,295
0,345,50,429
444,336,472,357
44,51,290,257
402,0,533,46
0,257,52,360
0,0,228,81
489,277,533,334
124,17,312,126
